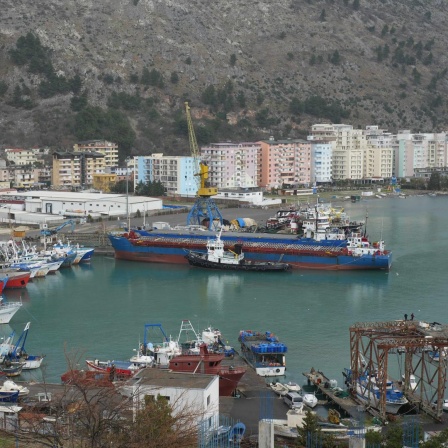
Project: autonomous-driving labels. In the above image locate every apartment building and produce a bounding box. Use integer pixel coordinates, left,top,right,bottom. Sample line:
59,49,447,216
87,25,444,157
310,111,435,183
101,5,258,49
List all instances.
73,140,119,169
310,141,332,183
393,131,448,178
258,138,312,188
52,152,105,188
4,148,38,166
134,154,197,196
200,143,259,189
0,164,48,188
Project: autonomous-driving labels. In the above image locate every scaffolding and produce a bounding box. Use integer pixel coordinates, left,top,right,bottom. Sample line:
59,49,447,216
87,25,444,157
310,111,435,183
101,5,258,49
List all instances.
348,319,448,422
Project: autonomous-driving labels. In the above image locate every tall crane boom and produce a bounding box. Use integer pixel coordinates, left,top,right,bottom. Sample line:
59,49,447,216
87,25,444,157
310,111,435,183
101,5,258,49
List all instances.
184,102,222,230
185,102,218,197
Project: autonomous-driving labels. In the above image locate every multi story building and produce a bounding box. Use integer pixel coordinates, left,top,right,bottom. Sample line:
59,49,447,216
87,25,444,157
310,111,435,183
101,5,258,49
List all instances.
310,141,332,184
363,126,393,180
258,138,312,189
0,164,46,188
73,140,119,169
52,152,105,188
133,154,197,196
4,148,38,166
393,131,448,178
92,173,118,192
200,143,259,189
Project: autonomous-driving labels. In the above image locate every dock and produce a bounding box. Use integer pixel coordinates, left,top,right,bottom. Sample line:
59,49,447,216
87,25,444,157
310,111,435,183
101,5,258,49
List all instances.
302,369,380,421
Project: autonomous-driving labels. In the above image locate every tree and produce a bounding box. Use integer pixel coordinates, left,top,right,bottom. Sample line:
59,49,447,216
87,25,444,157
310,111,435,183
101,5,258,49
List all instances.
111,179,135,194
296,409,335,448
329,50,341,65
230,53,237,66
427,172,441,191
353,0,360,10
320,8,326,21
170,71,179,84
421,428,448,447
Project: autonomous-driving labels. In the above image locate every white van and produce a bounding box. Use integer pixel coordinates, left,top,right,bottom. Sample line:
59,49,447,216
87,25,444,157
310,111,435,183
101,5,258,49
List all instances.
283,392,303,409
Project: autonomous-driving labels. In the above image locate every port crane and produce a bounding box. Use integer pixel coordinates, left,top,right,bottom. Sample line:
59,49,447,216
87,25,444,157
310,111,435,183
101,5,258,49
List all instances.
185,102,223,230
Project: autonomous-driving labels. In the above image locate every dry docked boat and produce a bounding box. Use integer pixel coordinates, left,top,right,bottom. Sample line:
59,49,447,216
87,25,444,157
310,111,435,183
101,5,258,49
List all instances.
184,231,291,272
238,330,287,377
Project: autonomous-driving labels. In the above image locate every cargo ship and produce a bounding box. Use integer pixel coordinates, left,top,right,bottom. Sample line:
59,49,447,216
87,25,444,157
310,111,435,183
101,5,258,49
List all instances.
108,228,392,271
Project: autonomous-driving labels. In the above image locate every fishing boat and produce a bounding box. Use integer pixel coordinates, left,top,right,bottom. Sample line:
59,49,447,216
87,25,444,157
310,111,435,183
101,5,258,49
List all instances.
0,390,19,402
0,379,29,397
184,231,291,272
168,343,246,396
0,297,22,324
0,275,8,294
73,245,95,264
238,330,287,377
0,362,24,377
138,323,181,367
3,270,31,289
0,322,45,369
108,224,392,271
344,368,408,414
85,359,145,379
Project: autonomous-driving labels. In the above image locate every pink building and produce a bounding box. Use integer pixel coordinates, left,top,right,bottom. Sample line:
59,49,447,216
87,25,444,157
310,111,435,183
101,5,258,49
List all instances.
200,143,260,188
258,138,312,189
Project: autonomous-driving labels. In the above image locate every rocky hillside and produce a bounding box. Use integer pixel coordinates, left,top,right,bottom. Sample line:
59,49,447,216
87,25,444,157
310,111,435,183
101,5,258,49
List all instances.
0,0,447,158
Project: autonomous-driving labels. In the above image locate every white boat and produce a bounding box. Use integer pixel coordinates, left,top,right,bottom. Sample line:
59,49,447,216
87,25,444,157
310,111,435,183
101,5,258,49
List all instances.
285,382,301,393
433,398,448,412
0,379,29,397
129,344,155,367
0,298,22,324
303,393,318,408
0,322,45,370
355,377,408,414
270,381,289,396
402,374,417,391
139,323,181,367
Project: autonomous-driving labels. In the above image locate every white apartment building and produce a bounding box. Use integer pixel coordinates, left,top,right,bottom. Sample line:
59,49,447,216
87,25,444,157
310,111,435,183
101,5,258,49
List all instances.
200,143,259,189
4,148,38,166
309,124,394,181
393,131,448,178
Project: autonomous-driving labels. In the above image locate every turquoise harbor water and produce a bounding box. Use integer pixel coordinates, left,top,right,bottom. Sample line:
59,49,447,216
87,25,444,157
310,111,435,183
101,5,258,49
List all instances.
3,195,448,386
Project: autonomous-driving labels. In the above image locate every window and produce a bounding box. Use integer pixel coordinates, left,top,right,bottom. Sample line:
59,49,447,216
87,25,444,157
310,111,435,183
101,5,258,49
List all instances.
207,395,211,406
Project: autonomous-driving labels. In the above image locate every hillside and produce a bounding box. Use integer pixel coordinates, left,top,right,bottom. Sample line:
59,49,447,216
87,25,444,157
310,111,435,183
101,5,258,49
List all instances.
0,0,447,159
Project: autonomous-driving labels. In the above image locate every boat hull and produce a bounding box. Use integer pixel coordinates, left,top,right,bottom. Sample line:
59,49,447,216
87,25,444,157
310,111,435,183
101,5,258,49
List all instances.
185,251,291,272
4,272,31,289
0,303,22,324
109,232,392,271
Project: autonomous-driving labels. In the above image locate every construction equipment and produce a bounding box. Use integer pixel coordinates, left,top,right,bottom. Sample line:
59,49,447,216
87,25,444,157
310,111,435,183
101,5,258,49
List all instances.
185,102,222,230
40,220,75,237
